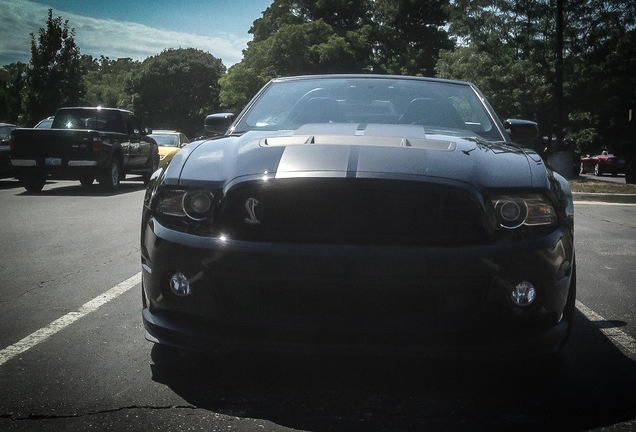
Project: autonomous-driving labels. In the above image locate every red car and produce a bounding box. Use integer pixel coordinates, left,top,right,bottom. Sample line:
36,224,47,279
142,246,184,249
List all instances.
580,148,627,176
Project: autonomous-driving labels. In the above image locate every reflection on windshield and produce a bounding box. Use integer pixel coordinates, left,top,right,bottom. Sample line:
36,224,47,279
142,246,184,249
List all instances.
235,77,502,141
51,109,126,133
149,134,179,147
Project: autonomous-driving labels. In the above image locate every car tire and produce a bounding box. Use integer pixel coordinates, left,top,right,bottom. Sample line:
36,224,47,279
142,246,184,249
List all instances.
594,163,602,176
100,157,121,191
20,171,46,192
143,152,159,185
79,176,93,187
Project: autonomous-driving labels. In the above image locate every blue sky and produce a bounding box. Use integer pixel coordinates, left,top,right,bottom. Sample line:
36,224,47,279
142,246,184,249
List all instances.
1,0,273,68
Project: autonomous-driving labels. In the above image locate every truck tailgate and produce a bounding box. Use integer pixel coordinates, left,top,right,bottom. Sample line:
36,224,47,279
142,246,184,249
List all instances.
11,129,99,159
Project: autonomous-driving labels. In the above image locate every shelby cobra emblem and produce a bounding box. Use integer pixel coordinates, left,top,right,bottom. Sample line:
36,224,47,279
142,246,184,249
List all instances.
244,197,261,225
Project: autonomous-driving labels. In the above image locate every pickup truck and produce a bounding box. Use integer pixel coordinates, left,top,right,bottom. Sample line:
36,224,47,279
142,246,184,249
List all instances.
9,107,159,192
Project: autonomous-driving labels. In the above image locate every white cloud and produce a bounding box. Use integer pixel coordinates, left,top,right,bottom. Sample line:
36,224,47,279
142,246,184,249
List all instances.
0,0,249,67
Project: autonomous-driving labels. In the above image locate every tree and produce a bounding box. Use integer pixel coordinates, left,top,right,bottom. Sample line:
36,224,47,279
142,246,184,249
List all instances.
22,9,84,125
250,0,372,42
372,0,453,76
125,48,226,138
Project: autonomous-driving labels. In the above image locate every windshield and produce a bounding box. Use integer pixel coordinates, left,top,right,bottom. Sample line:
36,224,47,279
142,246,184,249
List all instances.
52,109,127,133
234,77,503,141
149,134,179,147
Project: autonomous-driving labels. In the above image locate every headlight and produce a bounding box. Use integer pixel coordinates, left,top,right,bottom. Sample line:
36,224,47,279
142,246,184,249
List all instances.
492,195,557,229
156,188,215,222
183,190,214,220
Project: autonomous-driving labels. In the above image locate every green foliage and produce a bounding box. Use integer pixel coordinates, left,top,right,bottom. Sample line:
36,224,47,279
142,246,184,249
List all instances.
81,56,140,109
247,19,362,76
250,0,373,42
372,0,453,76
125,48,226,138
22,9,84,126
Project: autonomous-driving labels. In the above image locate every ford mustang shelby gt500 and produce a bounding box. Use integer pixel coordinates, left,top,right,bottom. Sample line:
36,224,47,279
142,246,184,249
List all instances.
141,75,575,358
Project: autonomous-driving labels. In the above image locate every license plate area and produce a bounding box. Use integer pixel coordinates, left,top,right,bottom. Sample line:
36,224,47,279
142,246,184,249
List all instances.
45,157,62,166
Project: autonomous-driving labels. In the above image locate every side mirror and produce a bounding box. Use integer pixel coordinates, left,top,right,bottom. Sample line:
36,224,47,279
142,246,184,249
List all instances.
204,113,235,136
504,119,539,144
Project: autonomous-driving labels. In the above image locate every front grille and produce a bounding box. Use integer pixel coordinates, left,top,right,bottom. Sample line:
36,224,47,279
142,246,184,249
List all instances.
215,277,490,332
217,178,488,246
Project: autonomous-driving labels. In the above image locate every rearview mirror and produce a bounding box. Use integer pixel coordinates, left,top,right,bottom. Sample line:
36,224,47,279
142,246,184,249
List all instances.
504,119,539,144
204,113,235,136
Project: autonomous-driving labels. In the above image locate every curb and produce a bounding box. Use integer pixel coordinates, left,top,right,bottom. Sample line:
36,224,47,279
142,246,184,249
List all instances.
572,192,636,204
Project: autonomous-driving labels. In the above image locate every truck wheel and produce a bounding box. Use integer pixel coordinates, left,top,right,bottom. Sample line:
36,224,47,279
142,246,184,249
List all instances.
79,176,93,187
143,153,159,185
100,158,121,191
21,171,46,192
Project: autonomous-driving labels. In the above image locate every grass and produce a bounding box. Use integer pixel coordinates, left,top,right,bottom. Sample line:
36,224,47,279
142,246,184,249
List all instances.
569,175,636,194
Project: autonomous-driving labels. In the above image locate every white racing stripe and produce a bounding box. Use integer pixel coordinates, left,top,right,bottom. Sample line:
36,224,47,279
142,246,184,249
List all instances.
0,273,141,367
576,300,636,360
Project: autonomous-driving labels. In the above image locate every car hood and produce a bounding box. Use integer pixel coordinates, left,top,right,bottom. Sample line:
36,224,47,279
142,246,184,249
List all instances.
166,124,548,192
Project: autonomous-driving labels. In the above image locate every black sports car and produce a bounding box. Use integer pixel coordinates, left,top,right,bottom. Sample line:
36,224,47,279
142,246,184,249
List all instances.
141,75,575,359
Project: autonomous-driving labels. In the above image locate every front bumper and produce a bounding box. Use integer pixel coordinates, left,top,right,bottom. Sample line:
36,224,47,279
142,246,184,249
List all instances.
141,218,574,359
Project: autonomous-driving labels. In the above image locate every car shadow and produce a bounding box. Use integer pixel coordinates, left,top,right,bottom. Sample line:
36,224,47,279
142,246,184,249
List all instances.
14,180,147,197
149,310,636,431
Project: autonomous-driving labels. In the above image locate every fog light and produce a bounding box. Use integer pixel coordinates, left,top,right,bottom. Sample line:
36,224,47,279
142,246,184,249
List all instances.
170,272,191,296
511,281,536,306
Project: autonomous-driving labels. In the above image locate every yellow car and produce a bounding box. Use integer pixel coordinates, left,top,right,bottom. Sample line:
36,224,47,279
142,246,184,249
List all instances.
148,130,190,167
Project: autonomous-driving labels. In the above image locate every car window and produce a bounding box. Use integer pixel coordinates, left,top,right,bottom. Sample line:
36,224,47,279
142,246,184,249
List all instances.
52,109,127,133
35,118,53,128
124,113,141,135
149,134,179,146
0,126,11,139
235,77,502,141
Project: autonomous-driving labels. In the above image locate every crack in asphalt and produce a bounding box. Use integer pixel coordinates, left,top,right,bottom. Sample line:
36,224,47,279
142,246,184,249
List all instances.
1,405,198,422
16,249,138,299
577,210,636,230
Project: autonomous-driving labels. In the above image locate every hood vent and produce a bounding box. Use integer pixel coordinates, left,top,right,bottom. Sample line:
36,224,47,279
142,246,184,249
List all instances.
261,135,456,151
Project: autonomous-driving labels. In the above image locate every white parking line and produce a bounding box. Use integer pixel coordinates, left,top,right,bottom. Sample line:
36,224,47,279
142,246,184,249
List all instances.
574,201,636,206
0,273,141,367
576,300,636,360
